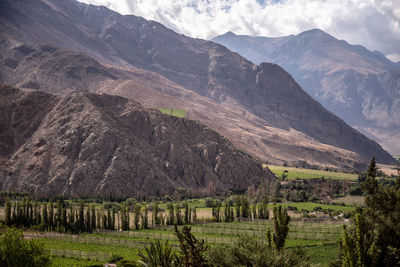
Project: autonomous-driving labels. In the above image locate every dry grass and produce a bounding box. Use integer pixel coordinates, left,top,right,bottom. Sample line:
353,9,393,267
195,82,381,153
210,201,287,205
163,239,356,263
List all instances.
331,195,365,207
377,163,399,176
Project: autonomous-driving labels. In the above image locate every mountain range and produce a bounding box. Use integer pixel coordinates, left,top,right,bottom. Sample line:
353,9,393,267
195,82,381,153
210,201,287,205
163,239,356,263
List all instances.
0,0,396,196
213,29,400,155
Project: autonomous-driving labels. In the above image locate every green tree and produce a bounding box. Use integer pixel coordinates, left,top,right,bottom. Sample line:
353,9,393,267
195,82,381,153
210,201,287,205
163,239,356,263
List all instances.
272,205,290,251
339,157,400,266
85,204,91,232
78,200,84,232
134,204,141,230
184,201,190,224
0,227,51,267
153,202,160,226
5,198,11,226
167,202,175,225
91,205,96,231
340,212,378,267
251,203,257,220
142,206,149,229
174,225,208,267
42,202,48,226
175,204,183,225
362,157,378,195
48,200,54,230
241,196,250,218
234,196,241,220
107,208,112,230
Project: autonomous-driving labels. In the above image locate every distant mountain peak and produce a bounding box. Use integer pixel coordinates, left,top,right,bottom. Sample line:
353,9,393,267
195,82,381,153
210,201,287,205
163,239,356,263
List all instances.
216,31,237,38
297,28,335,41
212,28,400,155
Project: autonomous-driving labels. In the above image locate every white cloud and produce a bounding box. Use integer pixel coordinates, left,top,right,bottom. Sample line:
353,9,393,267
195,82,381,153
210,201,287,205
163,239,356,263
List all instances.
78,0,400,62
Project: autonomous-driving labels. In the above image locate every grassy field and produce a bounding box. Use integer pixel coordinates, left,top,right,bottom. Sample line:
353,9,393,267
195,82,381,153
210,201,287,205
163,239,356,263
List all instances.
157,108,187,118
36,219,344,266
273,201,355,212
267,165,359,181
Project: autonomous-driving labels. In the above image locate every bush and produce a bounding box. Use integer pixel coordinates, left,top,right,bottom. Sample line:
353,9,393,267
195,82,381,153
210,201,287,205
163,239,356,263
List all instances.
349,185,363,195
137,240,178,267
309,195,320,202
313,206,322,212
0,226,51,267
204,236,309,267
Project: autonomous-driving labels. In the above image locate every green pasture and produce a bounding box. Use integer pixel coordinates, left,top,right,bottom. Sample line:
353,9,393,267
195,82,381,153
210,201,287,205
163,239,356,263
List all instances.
267,165,359,181
157,108,187,118
274,201,355,212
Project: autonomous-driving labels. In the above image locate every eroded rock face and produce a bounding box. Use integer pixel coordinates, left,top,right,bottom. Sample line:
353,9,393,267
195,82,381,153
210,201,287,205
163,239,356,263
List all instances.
0,86,273,197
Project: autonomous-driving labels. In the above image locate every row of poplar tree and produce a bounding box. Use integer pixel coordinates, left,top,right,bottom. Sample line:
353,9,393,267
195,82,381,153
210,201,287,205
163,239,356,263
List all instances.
4,196,271,234
211,195,269,222
4,198,198,233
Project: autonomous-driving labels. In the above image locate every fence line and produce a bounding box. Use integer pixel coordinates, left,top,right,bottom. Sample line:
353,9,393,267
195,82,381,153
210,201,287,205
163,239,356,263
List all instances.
38,218,345,247
50,249,111,261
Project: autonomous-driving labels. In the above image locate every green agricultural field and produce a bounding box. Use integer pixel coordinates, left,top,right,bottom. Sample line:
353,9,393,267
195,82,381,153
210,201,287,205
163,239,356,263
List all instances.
33,218,345,266
273,201,355,212
267,165,359,181
157,107,187,118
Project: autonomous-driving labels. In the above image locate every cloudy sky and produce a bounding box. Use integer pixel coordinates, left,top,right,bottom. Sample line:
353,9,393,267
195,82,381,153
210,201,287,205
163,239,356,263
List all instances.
78,0,400,62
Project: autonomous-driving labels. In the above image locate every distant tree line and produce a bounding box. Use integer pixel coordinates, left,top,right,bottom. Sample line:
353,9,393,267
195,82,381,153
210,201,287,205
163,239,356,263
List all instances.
4,198,200,234
4,198,117,233
210,195,269,222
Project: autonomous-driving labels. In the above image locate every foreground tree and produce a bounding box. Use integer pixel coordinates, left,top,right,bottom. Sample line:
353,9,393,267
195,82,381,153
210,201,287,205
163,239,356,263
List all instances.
0,226,51,267
338,157,400,266
272,205,290,251
174,225,208,267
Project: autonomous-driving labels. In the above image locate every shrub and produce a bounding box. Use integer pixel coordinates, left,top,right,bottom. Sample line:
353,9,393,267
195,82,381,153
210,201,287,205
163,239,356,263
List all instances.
349,185,363,195
204,236,309,267
137,240,178,267
0,226,51,267
313,206,322,212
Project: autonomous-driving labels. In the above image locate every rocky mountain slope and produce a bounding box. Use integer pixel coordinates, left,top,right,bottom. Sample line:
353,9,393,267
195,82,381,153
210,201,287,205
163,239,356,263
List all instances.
0,0,395,167
213,30,400,154
0,40,367,169
0,85,272,197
